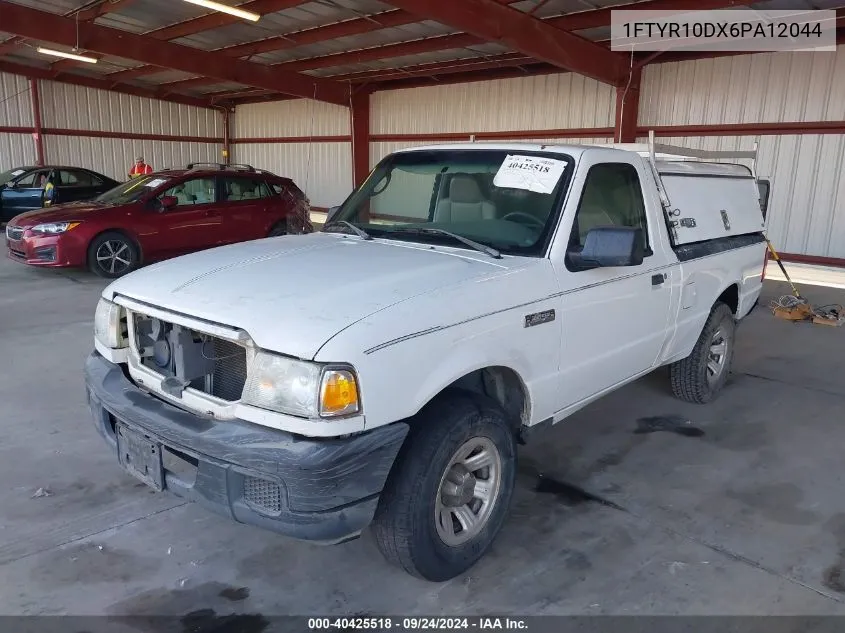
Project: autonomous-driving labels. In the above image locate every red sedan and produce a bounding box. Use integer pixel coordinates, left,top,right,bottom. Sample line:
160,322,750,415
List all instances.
5,164,311,278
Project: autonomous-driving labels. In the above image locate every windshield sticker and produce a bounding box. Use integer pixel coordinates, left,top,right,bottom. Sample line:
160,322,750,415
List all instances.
493,155,567,194
11,169,25,177
144,178,167,188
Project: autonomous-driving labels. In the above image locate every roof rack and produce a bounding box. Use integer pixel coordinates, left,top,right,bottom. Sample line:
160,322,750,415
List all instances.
186,162,256,172
591,130,759,210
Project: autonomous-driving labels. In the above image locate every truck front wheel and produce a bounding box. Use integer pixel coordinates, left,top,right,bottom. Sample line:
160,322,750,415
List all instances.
669,301,736,404
372,391,517,581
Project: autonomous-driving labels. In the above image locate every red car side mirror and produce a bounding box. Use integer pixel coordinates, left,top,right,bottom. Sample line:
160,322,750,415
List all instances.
160,195,178,210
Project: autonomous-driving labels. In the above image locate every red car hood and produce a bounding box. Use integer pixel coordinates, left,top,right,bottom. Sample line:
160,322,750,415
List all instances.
10,201,118,227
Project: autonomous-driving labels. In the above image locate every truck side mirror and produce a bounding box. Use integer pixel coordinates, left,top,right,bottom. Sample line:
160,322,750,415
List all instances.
568,227,644,271
325,205,341,223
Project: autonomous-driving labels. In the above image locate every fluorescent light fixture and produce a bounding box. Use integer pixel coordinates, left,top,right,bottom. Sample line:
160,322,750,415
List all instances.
182,0,261,21
37,47,98,64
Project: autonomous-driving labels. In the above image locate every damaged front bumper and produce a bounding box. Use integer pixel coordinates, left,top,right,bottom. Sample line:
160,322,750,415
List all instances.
84,351,408,544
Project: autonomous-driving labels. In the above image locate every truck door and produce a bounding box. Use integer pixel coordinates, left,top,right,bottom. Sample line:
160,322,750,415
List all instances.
551,156,676,408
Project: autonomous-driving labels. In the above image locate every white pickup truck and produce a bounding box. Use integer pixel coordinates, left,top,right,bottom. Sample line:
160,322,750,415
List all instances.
85,138,768,581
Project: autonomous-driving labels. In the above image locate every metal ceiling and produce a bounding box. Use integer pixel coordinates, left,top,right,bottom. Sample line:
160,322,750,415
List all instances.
0,0,841,106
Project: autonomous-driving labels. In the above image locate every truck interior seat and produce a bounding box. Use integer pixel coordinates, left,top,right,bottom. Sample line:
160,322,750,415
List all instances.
434,174,497,223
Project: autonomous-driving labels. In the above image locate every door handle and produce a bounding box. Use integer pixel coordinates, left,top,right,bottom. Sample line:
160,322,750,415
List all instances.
652,273,667,286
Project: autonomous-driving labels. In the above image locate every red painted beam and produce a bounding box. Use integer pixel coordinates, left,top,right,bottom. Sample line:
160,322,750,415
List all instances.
75,0,139,22
0,36,25,55
105,65,171,83
385,0,627,84
0,1,350,105
615,66,641,142
643,122,845,137
370,62,558,92
146,0,305,41
30,78,45,166
370,127,615,142
105,0,307,80
218,9,430,59
547,0,754,32
330,53,533,83
0,60,215,109
350,88,370,186
278,33,482,72
42,128,223,143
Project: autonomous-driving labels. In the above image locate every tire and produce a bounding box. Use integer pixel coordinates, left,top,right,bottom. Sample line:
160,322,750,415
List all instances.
669,301,736,404
372,390,517,582
87,231,139,279
267,222,287,237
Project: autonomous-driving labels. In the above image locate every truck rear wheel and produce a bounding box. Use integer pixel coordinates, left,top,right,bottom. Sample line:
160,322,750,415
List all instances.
372,391,517,581
670,301,736,404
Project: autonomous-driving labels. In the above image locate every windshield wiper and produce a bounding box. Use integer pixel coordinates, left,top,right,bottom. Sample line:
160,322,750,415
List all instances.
323,220,373,241
387,227,501,259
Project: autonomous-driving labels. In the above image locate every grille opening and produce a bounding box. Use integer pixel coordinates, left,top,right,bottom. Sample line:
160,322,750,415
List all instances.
133,313,247,402
243,476,282,514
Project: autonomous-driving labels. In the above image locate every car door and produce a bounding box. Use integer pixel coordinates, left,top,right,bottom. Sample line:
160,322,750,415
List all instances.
146,176,224,260
56,169,104,204
219,175,274,243
2,169,54,214
550,157,677,409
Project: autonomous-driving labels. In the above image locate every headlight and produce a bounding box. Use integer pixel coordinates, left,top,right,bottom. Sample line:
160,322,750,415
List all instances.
94,298,125,349
242,352,360,418
31,222,80,235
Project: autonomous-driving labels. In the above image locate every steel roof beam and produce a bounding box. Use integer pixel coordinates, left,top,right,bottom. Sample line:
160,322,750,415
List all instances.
0,60,214,109
0,2,350,105
384,0,627,84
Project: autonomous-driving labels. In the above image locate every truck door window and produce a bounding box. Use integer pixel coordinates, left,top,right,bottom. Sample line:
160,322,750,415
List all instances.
571,162,649,256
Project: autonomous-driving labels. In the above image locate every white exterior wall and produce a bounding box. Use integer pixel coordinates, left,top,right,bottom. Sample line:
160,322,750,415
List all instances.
232,100,351,208
641,48,845,260
0,72,37,170
39,82,222,136
370,74,615,135
38,81,222,180
640,50,845,126
43,136,220,183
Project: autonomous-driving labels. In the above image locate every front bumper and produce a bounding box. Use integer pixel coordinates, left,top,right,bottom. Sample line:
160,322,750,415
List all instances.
6,230,85,268
84,352,408,544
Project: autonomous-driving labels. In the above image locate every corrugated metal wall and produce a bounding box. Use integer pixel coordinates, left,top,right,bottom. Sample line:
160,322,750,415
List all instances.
641,49,845,260
43,136,220,182
39,82,222,136
232,100,349,138
640,49,845,126
0,72,36,171
0,72,222,178
232,100,352,208
371,74,616,134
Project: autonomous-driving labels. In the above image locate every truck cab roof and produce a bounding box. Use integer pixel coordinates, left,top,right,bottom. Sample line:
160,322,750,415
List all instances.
392,142,754,179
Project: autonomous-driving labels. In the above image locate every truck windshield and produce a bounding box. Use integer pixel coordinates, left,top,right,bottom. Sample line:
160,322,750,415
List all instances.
94,175,169,205
332,149,573,257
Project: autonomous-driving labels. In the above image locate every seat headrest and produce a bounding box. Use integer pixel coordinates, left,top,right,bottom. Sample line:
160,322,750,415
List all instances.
449,175,484,204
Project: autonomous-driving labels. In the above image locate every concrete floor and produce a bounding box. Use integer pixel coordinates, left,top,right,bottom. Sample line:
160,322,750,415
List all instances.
3,252,845,619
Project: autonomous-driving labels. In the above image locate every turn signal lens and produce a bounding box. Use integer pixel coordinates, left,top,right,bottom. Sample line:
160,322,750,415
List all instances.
320,370,360,417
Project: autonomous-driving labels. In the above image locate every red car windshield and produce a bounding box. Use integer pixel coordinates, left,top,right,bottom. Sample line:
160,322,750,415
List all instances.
95,175,172,205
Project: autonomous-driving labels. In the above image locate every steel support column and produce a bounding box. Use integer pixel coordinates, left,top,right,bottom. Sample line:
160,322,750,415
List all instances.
30,78,45,166
350,89,371,186
615,66,641,143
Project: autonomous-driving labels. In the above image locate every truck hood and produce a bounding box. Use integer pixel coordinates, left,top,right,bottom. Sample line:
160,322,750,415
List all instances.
105,232,523,360
11,201,116,226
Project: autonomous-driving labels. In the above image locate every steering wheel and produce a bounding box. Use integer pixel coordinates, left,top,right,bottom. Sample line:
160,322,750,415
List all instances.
501,212,545,229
